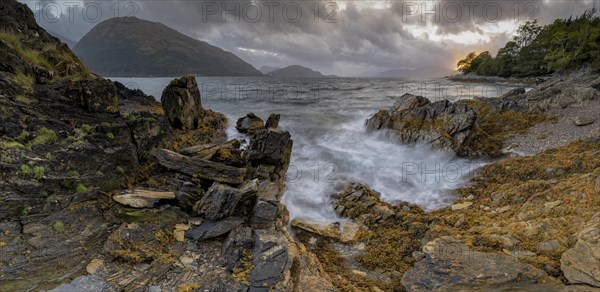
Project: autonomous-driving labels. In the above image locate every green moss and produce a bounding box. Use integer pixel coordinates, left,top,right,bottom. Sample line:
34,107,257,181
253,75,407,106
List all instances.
33,166,44,180
67,171,80,178
95,171,104,177
16,131,30,143
21,205,31,216
45,152,53,160
75,184,87,193
20,164,32,175
107,132,115,139
0,141,25,148
116,166,125,175
28,127,58,147
52,220,65,233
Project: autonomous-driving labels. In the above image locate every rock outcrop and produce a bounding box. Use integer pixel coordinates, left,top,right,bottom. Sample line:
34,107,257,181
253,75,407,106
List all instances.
366,94,482,157
161,75,204,130
236,112,265,135
401,237,557,291
561,213,600,287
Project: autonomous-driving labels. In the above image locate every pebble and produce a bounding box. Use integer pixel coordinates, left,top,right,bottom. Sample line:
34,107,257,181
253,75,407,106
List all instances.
574,116,595,126
85,259,103,275
544,200,562,209
451,202,473,211
497,206,511,213
352,270,367,277
467,195,475,200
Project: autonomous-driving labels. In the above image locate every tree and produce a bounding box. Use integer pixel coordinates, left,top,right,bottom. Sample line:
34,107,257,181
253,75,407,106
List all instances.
457,52,478,73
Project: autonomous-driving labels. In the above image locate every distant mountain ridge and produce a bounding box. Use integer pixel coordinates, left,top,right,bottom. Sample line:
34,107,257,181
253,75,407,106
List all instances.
73,17,262,77
377,66,456,78
259,66,281,74
268,65,333,77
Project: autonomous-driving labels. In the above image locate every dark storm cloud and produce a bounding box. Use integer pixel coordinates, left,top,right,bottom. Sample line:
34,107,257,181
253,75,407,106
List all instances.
21,0,598,76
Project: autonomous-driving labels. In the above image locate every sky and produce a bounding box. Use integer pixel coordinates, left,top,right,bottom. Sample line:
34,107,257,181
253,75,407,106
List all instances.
21,0,597,77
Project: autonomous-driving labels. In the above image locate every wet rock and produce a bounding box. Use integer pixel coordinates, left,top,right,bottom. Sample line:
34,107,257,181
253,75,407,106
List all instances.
175,180,203,212
366,94,481,157
150,148,246,185
575,116,595,126
246,129,293,182
251,182,282,229
561,213,600,287
401,237,552,291
236,113,264,135
112,189,176,208
291,218,361,243
265,113,281,129
331,180,395,226
501,87,526,98
222,226,253,272
194,181,257,220
161,75,204,130
249,230,292,288
185,217,244,241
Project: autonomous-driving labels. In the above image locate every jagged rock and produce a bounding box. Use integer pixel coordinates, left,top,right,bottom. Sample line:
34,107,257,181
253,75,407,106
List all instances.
185,217,244,241
175,180,203,212
161,75,204,130
246,129,293,182
249,230,293,288
150,148,246,185
180,140,241,159
575,116,595,126
251,182,283,229
501,87,526,98
265,114,281,129
366,94,481,157
561,213,600,287
193,181,257,220
401,237,554,291
222,226,254,272
59,78,119,113
236,113,264,134
331,180,395,226
291,218,361,243
113,189,175,208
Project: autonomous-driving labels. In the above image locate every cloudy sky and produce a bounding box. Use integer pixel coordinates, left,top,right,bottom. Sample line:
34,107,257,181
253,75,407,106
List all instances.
22,0,597,76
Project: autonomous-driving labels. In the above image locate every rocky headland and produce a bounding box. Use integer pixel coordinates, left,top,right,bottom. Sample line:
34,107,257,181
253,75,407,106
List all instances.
1,1,599,291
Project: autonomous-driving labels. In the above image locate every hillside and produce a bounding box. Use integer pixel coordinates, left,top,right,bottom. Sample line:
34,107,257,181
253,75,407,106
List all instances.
268,65,328,77
259,66,281,74
73,17,262,77
377,66,456,78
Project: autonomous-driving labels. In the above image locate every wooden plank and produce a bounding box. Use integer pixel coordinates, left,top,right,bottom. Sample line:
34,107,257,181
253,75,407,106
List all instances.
150,148,246,185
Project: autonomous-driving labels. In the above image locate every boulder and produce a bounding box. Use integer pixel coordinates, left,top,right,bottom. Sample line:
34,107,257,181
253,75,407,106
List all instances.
150,148,246,185
112,189,176,208
575,116,595,127
401,237,553,291
291,218,361,243
222,226,254,272
366,94,481,157
561,213,600,287
194,181,258,220
331,180,395,226
251,182,283,229
246,129,293,182
59,78,119,113
236,113,264,135
185,217,245,241
501,87,526,99
265,113,281,129
161,75,204,130
249,230,293,288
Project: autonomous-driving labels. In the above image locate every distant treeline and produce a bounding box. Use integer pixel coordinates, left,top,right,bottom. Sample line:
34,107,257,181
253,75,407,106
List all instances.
457,6,600,77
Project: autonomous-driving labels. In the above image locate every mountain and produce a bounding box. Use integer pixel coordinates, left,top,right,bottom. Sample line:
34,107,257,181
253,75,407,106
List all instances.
268,65,331,77
377,66,456,78
73,17,262,77
259,66,281,74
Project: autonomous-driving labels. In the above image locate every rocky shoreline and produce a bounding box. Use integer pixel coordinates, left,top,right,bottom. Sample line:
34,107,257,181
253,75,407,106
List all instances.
1,1,599,291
